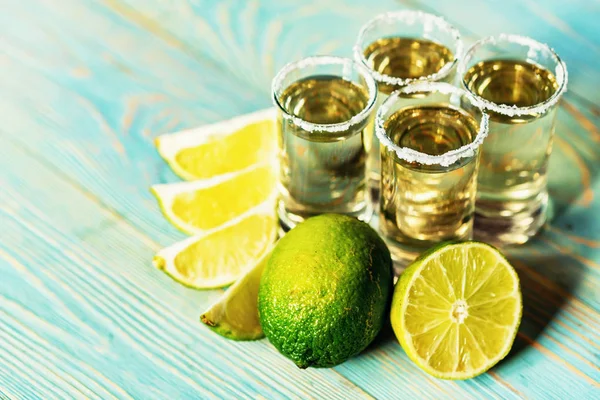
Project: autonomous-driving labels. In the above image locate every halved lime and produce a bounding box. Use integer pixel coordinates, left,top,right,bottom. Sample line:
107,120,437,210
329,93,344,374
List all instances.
391,241,522,380
200,249,271,340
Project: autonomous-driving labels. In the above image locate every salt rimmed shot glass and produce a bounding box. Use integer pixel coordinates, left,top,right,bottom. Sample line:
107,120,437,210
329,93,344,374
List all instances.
459,34,568,245
354,10,463,197
272,56,378,230
377,82,489,265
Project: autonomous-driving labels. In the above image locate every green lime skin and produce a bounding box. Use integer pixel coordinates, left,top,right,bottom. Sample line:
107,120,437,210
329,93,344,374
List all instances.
258,214,393,368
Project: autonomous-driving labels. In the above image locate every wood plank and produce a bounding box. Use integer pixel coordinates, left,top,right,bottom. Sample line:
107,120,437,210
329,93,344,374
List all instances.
3,4,597,245
0,144,374,398
2,130,599,398
3,0,598,242
1,213,375,399
97,0,600,104
1,0,599,397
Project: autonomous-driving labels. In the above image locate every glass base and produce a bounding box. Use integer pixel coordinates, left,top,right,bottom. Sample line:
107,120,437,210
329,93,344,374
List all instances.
474,193,549,246
385,243,421,277
383,235,477,278
368,174,380,213
278,200,373,232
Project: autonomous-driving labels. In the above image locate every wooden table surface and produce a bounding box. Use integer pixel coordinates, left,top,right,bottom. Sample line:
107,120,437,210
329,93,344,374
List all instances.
1,1,599,398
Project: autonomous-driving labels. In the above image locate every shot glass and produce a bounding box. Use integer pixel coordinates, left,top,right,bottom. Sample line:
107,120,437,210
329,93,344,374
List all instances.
272,56,378,230
377,82,489,265
354,10,463,199
459,34,568,245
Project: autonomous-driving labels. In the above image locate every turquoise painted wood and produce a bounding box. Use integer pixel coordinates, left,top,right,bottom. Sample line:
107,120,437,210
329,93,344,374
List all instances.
1,0,599,398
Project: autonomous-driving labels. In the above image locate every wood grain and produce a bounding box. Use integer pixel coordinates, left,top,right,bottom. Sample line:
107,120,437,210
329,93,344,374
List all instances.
1,0,599,398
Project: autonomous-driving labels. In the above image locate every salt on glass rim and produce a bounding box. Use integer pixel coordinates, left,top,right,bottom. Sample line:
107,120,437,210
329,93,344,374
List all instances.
459,33,568,117
353,10,463,87
375,82,489,167
271,55,378,133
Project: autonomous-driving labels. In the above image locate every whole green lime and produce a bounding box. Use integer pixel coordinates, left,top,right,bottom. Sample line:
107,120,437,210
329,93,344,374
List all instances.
258,214,393,368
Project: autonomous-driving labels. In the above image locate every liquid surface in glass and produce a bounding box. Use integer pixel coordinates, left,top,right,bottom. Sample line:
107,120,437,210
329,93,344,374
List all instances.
364,37,454,94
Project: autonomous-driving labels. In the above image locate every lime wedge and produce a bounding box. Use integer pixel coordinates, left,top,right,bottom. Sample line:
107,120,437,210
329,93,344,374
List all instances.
391,241,522,380
201,248,271,340
153,204,277,289
156,108,276,180
151,164,276,235
151,109,278,289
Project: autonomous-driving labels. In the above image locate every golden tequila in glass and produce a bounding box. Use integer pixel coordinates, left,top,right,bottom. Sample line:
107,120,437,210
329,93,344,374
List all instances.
377,83,488,265
354,11,463,199
363,37,454,95
460,35,568,245
272,56,377,229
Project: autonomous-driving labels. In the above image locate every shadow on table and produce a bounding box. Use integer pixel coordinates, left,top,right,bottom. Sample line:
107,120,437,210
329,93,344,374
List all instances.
498,231,584,364
362,317,397,356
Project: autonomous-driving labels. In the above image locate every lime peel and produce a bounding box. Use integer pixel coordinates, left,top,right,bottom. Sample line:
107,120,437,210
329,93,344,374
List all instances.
258,214,393,368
